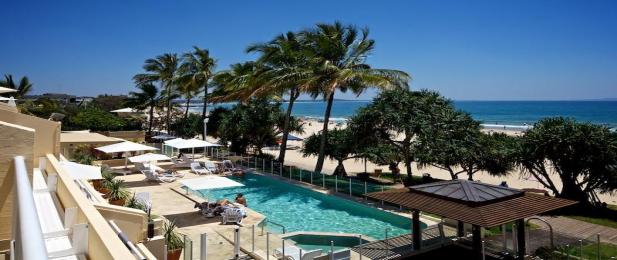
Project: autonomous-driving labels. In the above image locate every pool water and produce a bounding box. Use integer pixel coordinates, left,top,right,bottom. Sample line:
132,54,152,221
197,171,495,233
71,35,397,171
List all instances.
286,234,371,253
199,173,423,240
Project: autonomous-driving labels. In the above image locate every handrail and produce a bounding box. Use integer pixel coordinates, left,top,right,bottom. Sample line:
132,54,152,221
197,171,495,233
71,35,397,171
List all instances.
263,219,287,234
12,156,49,260
108,220,146,260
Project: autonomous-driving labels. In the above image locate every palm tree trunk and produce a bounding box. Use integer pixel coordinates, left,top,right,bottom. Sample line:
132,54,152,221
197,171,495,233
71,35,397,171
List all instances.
314,91,335,173
148,105,154,137
202,81,209,140
184,96,191,120
165,82,172,133
278,88,299,164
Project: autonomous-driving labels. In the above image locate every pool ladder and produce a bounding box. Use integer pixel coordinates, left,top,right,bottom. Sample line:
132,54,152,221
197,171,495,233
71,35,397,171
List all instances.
259,218,287,234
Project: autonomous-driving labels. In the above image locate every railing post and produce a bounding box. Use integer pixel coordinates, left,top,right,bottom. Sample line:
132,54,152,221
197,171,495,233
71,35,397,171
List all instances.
364,182,367,200
282,239,285,259
330,241,334,260
358,235,363,260
335,175,338,192
349,178,352,196
252,225,255,252
299,169,303,182
255,157,257,169
289,166,292,179
271,161,274,174
299,249,303,260
579,239,583,259
597,233,601,260
262,159,265,172
322,173,325,188
566,244,570,259
200,233,207,260
266,232,270,260
482,240,486,260
234,227,240,259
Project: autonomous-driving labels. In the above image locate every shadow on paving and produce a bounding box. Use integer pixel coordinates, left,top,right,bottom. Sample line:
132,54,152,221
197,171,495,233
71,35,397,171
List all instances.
163,211,241,228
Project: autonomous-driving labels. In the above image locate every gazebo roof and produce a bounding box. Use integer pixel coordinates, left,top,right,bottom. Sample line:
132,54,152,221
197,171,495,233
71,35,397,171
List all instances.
366,180,576,227
410,180,523,206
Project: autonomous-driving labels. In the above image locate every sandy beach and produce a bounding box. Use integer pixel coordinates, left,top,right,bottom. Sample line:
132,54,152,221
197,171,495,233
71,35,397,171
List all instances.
264,119,617,205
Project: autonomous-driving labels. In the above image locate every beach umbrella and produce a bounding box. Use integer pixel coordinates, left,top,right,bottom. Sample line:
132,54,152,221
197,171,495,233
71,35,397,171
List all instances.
110,107,141,113
277,133,304,141
151,134,175,140
128,153,171,163
0,86,17,94
95,141,158,168
59,161,102,180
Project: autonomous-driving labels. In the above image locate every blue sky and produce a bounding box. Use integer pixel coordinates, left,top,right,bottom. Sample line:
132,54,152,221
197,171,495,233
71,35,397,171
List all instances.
1,0,616,100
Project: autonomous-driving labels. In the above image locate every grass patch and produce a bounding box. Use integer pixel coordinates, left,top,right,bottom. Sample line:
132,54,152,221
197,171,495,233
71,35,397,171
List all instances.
484,222,540,237
566,215,617,229
552,242,617,259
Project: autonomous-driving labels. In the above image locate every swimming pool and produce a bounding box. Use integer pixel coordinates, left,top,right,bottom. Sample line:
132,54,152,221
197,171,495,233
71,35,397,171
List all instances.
197,173,424,240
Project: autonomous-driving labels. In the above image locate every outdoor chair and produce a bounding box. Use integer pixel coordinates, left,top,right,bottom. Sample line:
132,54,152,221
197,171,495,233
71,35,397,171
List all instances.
141,169,175,183
274,246,322,260
221,207,243,224
190,162,210,175
204,161,220,174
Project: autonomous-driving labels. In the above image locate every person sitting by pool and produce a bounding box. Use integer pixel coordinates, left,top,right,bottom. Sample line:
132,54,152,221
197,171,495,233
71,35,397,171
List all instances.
235,193,247,207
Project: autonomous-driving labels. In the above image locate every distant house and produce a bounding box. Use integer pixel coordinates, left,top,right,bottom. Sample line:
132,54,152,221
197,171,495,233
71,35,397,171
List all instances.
22,93,94,104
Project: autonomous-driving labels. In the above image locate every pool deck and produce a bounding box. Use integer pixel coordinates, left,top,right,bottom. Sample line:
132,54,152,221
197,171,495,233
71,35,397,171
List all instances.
117,159,438,260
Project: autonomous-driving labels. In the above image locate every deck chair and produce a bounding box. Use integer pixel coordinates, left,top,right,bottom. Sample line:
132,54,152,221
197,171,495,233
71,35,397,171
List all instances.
190,162,210,175
274,246,322,260
221,208,243,224
141,169,175,183
222,160,242,173
172,158,191,168
204,161,219,174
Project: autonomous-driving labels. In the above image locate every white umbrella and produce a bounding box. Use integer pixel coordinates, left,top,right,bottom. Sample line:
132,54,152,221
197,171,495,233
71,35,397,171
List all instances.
110,107,141,113
0,86,17,94
129,153,171,163
181,176,243,190
96,141,158,167
59,161,102,180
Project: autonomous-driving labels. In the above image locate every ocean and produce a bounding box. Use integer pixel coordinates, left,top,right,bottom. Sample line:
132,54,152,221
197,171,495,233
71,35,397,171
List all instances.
190,100,617,130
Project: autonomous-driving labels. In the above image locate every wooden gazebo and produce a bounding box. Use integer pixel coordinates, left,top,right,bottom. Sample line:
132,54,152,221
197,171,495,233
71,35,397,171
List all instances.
366,180,576,260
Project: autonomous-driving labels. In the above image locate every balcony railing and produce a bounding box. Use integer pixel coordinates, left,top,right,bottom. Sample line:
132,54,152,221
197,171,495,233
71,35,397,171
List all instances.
11,155,49,260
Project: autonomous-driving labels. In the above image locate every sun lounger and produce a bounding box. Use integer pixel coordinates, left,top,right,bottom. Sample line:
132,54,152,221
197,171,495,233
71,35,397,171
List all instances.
172,158,191,168
222,160,243,173
141,169,176,183
191,162,211,175
204,161,219,174
221,207,244,224
274,246,322,260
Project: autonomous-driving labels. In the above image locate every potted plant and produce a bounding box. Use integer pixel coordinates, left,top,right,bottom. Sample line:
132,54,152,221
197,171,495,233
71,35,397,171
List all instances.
107,179,129,206
99,170,115,196
163,220,184,260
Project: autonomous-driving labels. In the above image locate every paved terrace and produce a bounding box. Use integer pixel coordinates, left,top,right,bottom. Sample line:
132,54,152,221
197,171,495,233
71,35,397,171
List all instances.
119,168,273,260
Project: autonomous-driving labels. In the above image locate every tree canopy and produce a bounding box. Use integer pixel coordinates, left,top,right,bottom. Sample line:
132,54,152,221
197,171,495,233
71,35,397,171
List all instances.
519,117,617,206
302,128,359,177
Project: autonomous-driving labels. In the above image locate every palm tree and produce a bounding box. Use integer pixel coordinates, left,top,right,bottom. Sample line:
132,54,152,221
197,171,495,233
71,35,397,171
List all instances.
126,83,160,137
177,78,201,119
133,53,180,132
300,22,410,173
179,47,217,139
0,74,33,98
245,31,310,164
210,62,266,102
